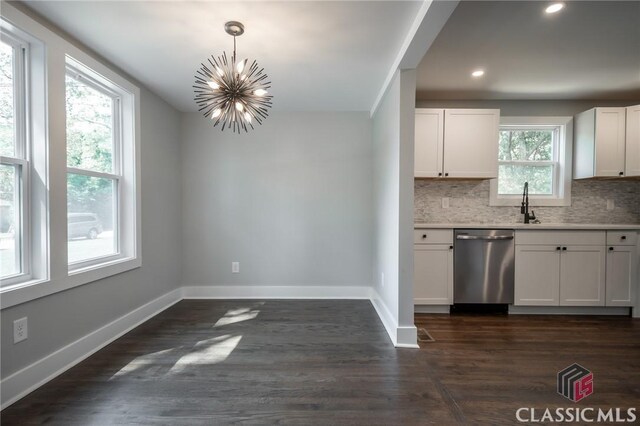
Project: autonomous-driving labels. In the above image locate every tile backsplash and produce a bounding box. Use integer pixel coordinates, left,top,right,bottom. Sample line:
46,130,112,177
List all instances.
415,179,640,224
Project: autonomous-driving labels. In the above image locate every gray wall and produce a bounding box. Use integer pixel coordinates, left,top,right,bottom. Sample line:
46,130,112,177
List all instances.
180,112,374,288
414,99,640,225
372,73,401,322
372,69,417,337
1,87,182,377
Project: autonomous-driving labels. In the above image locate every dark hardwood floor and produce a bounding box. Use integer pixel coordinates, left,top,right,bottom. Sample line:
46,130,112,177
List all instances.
2,300,639,425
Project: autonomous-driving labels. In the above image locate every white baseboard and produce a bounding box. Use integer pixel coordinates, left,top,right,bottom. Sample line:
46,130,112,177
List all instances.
0,288,182,410
396,326,419,348
369,289,418,348
182,285,372,300
508,306,631,315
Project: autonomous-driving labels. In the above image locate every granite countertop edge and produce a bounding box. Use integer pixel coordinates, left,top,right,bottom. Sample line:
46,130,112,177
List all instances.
414,223,640,230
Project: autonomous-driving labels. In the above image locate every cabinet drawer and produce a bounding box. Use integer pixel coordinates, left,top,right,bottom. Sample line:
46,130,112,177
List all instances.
414,229,453,245
606,231,637,246
515,230,605,246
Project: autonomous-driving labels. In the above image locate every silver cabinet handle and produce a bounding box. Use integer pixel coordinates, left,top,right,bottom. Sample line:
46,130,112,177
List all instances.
456,235,514,240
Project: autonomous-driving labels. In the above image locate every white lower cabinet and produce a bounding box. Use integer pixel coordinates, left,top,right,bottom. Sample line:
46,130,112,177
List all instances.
414,244,453,305
559,246,606,306
515,245,560,306
606,245,638,306
515,245,606,307
515,230,638,308
414,229,453,306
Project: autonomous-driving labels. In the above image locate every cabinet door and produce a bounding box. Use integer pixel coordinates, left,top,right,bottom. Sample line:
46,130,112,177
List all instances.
442,109,499,178
625,104,640,177
515,245,560,306
606,245,638,307
414,244,453,305
560,245,606,306
595,107,626,177
415,109,444,178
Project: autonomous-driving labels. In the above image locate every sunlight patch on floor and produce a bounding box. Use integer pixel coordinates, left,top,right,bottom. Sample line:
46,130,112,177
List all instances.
214,308,260,327
109,347,177,380
169,334,242,373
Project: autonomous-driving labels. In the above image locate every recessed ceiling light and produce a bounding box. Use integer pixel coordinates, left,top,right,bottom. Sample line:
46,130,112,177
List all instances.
471,70,485,78
545,2,565,14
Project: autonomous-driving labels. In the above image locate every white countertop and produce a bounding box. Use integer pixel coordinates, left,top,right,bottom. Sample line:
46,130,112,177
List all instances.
415,222,640,230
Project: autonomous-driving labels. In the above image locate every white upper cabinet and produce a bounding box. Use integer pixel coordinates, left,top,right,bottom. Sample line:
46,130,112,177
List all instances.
415,108,499,179
442,109,500,178
625,104,640,177
414,109,444,178
574,107,627,178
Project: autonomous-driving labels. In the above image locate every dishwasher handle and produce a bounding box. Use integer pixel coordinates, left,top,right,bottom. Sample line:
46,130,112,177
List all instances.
456,235,514,241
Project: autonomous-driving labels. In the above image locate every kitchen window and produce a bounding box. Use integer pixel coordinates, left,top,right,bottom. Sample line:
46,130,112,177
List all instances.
490,117,573,207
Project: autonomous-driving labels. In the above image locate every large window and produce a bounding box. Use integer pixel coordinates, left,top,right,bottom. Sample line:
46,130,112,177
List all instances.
490,117,572,207
1,5,139,309
66,66,120,266
64,56,139,278
0,31,28,284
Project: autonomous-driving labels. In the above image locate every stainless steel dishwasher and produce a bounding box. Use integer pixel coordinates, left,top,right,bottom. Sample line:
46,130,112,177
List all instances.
454,229,515,304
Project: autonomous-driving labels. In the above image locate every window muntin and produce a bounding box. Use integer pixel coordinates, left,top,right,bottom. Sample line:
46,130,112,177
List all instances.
0,32,29,284
66,65,121,267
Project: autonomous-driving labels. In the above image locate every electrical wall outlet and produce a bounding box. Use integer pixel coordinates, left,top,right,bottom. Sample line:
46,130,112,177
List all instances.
442,197,450,209
232,262,240,273
381,272,385,287
606,199,615,211
14,317,28,344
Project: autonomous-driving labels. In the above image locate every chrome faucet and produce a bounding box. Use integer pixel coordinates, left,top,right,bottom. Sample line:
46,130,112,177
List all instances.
521,182,536,224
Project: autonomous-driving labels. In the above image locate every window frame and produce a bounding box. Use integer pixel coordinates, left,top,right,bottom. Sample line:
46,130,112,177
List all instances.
490,116,573,207
65,63,123,270
64,55,140,278
1,28,32,286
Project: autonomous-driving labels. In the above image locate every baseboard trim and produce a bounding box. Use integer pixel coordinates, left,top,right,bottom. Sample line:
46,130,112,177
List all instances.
396,326,419,348
0,288,182,410
182,285,372,300
368,290,418,348
369,291,397,346
508,306,631,315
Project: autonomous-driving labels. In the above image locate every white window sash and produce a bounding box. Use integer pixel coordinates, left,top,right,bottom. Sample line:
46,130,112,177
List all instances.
0,29,31,285
491,117,573,207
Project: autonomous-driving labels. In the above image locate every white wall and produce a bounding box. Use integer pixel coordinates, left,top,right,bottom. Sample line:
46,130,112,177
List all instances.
371,70,417,347
180,112,373,294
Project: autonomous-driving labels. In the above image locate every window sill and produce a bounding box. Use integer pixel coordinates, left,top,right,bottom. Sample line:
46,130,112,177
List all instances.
1,256,141,310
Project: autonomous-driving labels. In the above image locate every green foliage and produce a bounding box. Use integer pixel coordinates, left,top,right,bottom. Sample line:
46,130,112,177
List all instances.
66,75,115,229
498,129,554,195
499,129,552,161
0,41,14,158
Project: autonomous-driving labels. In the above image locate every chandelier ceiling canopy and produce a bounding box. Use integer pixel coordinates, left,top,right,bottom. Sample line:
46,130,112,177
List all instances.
193,21,273,133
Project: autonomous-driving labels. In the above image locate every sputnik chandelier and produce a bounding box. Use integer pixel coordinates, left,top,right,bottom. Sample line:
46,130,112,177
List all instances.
193,21,273,133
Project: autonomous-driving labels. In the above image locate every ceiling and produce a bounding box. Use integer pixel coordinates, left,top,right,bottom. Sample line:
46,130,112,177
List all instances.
417,1,640,100
23,0,422,112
